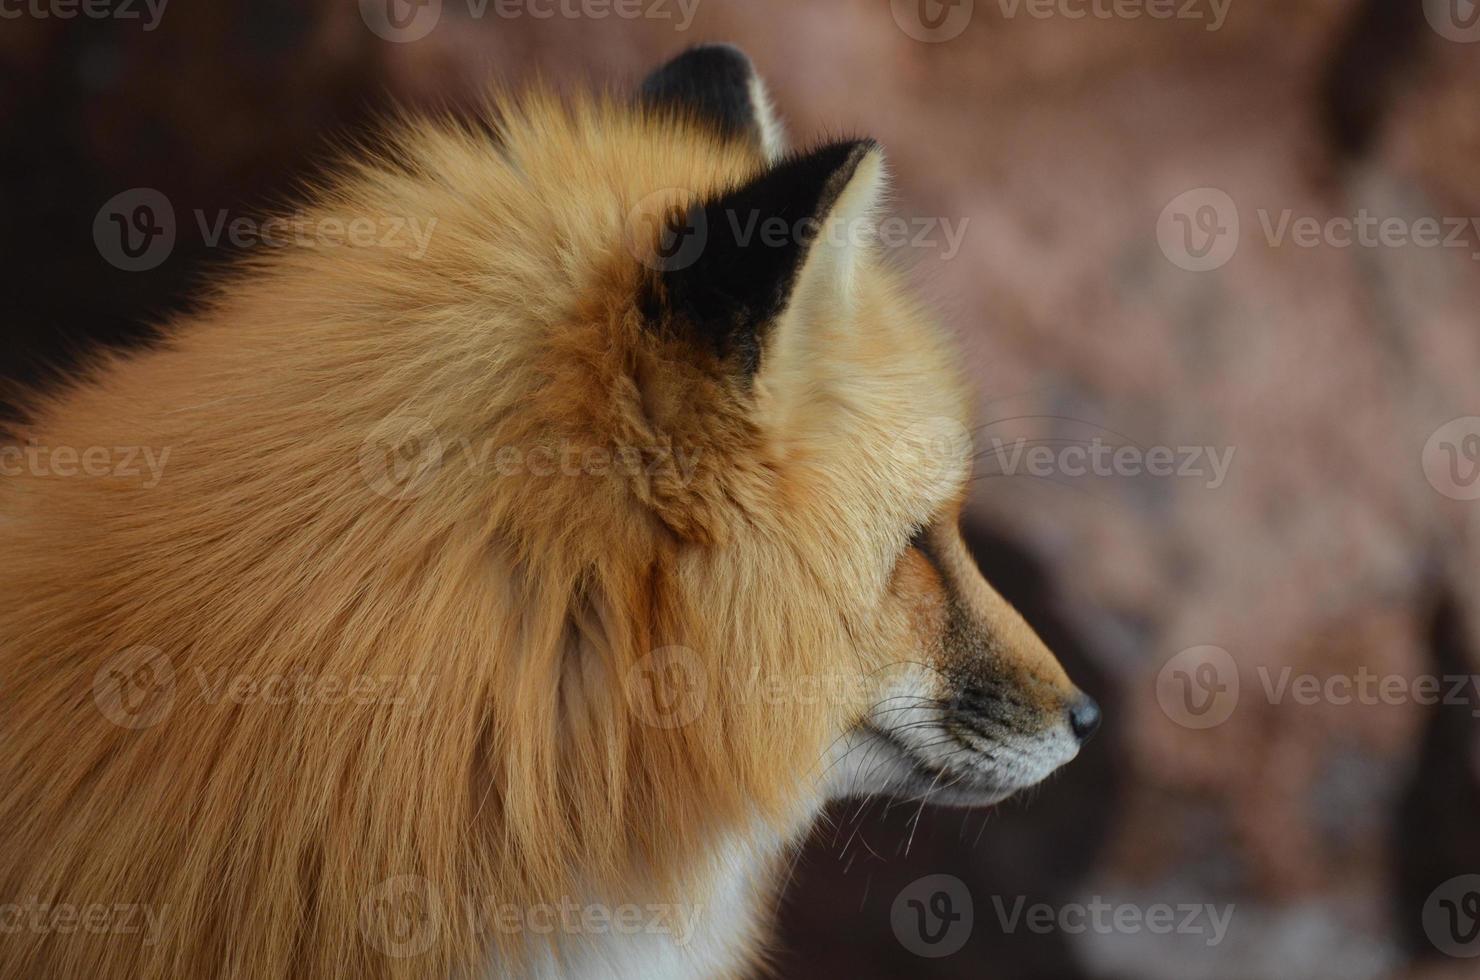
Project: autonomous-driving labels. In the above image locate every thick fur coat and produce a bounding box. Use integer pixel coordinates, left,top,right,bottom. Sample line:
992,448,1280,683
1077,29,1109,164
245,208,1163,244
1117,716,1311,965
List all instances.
0,46,1094,979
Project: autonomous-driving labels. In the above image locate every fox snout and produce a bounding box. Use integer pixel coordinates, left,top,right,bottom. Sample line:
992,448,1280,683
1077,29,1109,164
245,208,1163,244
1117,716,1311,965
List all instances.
1070,694,1103,742
840,522,1098,807
949,674,1102,749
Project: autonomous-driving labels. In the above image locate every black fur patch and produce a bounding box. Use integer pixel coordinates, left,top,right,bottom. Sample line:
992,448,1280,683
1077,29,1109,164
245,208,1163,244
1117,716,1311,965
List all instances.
644,139,877,379
639,44,766,152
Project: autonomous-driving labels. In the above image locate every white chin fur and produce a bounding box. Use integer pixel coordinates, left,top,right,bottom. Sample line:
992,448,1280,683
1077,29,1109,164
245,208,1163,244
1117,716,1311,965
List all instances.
822,666,1082,808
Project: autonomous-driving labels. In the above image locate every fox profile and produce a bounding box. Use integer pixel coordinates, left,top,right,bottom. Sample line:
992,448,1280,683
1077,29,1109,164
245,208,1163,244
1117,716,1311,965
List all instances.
0,45,1098,979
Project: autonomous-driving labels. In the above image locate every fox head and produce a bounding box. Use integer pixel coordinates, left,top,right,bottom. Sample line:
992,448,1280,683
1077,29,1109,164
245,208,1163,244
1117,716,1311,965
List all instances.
611,45,1101,811
357,44,1101,864
300,47,1099,888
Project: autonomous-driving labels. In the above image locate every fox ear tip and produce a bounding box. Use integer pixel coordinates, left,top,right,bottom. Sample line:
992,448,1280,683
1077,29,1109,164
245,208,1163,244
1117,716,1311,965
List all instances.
684,42,754,63
844,137,887,182
796,138,887,226
855,139,886,175
638,45,785,160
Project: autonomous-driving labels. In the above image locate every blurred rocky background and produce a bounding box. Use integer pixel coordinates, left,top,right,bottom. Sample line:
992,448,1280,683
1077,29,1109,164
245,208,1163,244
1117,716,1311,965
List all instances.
4,1,1479,976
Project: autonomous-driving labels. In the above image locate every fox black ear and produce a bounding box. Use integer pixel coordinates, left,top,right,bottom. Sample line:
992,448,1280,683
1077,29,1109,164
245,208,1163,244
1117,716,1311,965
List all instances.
639,44,785,161
639,138,887,380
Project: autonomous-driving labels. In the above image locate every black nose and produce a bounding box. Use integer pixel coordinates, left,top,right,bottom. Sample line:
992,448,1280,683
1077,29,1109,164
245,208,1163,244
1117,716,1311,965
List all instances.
1068,694,1101,743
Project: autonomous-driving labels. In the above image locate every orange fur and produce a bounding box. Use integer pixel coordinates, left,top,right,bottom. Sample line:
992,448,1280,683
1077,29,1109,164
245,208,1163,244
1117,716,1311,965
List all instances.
0,78,1084,979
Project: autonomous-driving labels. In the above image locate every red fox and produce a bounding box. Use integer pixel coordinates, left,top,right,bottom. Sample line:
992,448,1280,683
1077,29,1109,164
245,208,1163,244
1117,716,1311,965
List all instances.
0,44,1098,979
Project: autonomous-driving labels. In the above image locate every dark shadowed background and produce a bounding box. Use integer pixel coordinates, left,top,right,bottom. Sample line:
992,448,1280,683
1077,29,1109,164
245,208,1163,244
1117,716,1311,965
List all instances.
4,1,1480,977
